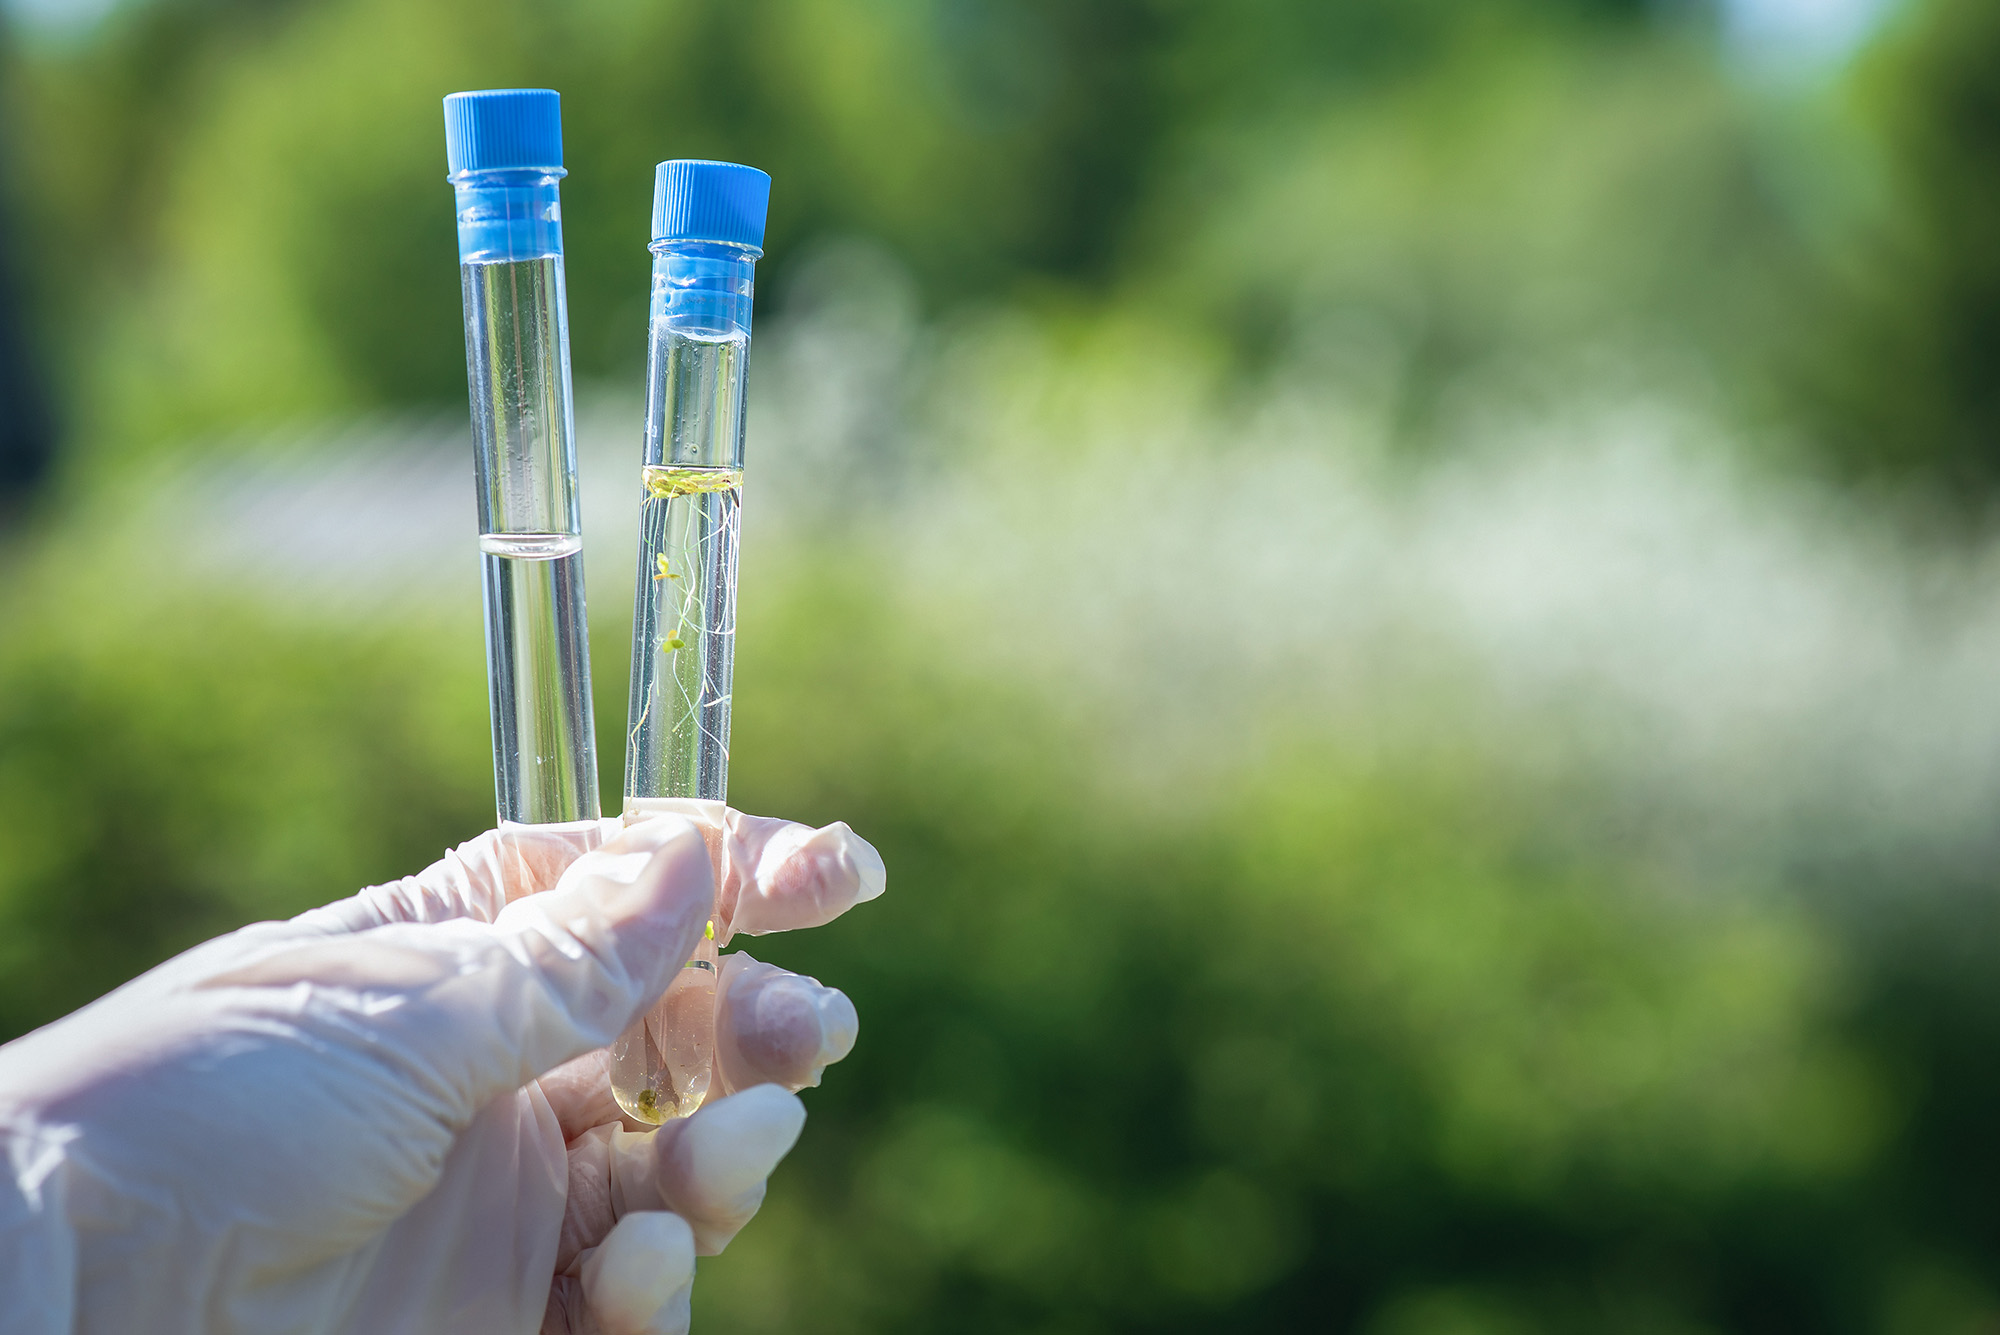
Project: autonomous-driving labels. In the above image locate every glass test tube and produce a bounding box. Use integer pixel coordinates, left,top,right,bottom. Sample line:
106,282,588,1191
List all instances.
611,160,771,1124
445,89,600,824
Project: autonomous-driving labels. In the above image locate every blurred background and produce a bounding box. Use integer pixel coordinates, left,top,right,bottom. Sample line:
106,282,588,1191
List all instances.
5,0,2000,1329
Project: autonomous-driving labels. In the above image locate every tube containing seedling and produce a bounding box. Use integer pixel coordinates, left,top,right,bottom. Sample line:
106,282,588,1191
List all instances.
445,89,600,824
612,160,771,1123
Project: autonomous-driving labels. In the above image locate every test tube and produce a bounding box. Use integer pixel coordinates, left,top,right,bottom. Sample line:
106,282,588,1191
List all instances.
445,89,600,824
611,160,771,1123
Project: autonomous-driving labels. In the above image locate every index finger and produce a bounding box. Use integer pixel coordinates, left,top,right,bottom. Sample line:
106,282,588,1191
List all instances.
622,800,886,943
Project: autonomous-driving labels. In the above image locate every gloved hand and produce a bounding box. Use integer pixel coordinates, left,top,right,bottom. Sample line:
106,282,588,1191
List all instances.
0,804,884,1335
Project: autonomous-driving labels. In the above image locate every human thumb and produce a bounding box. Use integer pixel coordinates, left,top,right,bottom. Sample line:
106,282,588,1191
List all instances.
197,815,715,1128
482,814,717,1078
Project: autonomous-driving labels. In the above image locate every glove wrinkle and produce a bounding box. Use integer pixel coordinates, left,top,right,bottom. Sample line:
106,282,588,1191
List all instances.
558,1125,617,1273
0,1113,78,1334
292,819,621,937
540,1050,630,1141
544,1274,589,1334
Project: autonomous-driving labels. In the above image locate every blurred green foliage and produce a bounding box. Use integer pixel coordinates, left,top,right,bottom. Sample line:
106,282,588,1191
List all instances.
0,524,1913,1332
1791,0,2000,489
5,0,2000,1331
8,0,1989,482
6,0,1714,460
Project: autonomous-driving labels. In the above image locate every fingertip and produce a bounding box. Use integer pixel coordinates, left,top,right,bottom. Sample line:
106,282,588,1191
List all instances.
716,958,861,1091
815,986,859,1069
580,1211,696,1335
681,1084,806,1201
839,823,888,903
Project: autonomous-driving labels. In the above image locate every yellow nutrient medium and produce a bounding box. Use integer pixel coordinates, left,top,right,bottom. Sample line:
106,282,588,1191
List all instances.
643,465,743,500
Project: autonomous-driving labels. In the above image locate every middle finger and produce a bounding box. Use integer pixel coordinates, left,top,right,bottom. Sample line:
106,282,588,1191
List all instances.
556,1084,806,1267
538,954,857,1140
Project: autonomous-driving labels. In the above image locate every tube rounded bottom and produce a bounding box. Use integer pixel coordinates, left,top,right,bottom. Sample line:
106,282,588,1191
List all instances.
610,933,719,1123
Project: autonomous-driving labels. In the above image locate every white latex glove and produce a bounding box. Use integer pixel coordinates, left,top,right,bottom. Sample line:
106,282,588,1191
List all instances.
0,805,884,1335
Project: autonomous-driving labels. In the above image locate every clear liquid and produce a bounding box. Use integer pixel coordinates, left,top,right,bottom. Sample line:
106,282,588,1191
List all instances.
624,465,743,803
481,535,598,824
462,257,582,536
459,252,598,825
646,324,748,472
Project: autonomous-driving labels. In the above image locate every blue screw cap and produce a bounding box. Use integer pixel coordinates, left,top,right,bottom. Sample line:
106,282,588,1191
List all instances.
651,160,771,253
444,89,564,175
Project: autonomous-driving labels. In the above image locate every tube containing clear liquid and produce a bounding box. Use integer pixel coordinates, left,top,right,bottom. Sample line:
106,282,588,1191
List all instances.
611,160,771,1123
445,89,600,824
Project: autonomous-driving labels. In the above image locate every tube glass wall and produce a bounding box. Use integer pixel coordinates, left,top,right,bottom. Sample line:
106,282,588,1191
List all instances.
454,166,600,823
612,237,759,1123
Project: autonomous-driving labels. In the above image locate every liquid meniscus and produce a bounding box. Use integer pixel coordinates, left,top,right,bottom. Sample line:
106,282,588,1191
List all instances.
479,531,584,559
